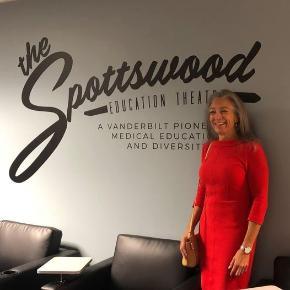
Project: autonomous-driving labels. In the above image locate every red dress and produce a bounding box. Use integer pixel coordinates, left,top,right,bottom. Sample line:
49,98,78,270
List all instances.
194,140,269,290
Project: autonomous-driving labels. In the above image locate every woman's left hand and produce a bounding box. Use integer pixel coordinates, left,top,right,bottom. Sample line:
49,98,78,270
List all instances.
228,249,250,277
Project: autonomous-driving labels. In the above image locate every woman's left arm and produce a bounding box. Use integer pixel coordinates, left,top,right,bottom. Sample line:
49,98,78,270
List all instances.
228,221,261,276
229,142,269,277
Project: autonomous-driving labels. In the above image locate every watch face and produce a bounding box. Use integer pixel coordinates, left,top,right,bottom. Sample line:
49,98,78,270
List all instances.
245,247,251,254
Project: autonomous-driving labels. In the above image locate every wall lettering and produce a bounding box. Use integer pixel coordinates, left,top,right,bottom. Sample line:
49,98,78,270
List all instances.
10,37,262,182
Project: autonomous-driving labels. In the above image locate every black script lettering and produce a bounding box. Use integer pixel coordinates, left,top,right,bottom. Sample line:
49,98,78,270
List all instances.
10,52,73,183
200,55,224,82
68,79,108,121
175,55,201,83
126,61,145,90
85,77,100,102
222,41,261,82
71,61,146,117
144,60,168,86
113,62,131,93
18,37,51,76
99,66,116,95
85,41,261,116
67,84,84,121
235,92,261,103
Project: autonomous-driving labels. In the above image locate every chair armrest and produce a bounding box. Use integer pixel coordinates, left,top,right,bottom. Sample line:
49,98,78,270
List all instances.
273,256,290,290
173,267,200,290
44,257,113,290
254,279,275,287
0,246,81,290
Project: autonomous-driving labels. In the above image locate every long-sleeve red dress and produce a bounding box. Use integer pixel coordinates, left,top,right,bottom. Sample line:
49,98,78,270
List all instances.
194,139,269,290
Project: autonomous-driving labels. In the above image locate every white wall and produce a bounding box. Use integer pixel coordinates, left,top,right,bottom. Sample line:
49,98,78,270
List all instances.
0,0,289,285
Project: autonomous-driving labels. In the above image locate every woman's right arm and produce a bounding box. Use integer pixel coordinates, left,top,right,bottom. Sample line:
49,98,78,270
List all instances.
180,205,202,258
180,143,208,257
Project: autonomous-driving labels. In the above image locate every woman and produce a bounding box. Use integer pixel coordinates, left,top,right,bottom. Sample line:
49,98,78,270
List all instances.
180,89,269,290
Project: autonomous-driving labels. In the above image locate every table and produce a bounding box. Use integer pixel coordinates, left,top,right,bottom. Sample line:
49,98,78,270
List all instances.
37,257,92,289
244,286,282,289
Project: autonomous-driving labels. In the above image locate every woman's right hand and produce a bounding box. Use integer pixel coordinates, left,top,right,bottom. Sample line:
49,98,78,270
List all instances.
180,232,194,258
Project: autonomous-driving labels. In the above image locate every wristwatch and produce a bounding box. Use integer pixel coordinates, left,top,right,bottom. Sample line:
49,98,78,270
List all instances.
240,245,252,254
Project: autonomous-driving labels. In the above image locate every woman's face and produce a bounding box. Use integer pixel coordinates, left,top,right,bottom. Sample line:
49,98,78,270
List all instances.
209,97,238,140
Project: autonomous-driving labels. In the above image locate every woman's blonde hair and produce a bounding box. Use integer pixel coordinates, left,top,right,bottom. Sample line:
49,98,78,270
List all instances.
206,89,256,141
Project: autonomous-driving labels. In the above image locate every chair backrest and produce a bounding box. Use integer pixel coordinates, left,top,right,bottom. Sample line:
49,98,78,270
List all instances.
274,256,290,290
110,234,195,290
0,220,62,271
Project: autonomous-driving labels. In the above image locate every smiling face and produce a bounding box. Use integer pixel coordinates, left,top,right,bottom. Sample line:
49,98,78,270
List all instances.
208,97,239,140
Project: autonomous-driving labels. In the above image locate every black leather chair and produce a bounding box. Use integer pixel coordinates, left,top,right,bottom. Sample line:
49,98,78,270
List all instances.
0,220,81,290
256,256,290,289
50,234,200,290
